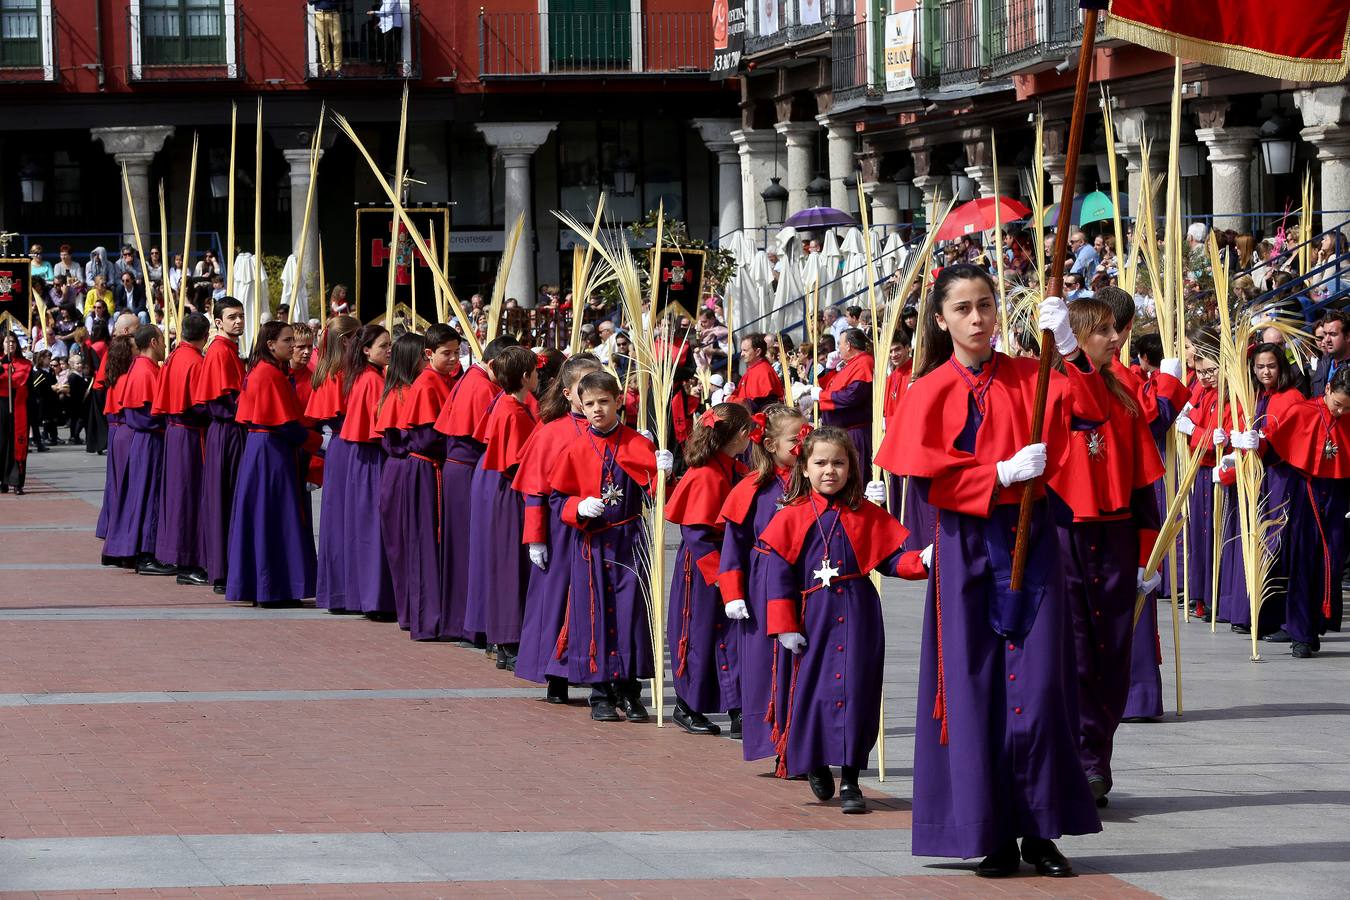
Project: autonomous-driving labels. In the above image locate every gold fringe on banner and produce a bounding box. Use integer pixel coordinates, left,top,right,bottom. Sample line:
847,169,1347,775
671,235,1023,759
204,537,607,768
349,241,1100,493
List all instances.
1105,14,1350,83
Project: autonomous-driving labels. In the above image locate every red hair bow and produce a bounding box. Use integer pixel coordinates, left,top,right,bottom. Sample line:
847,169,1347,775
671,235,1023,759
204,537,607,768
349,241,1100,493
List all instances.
534,352,547,369
699,408,720,428
788,421,813,456
747,412,767,444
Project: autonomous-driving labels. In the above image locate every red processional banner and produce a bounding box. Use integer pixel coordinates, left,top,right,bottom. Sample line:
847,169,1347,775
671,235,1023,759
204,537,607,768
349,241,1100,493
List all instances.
1106,0,1350,82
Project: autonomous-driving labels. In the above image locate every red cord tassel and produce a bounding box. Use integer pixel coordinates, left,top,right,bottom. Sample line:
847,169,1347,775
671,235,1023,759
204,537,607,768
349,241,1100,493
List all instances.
676,554,692,678
553,602,570,660
932,511,949,746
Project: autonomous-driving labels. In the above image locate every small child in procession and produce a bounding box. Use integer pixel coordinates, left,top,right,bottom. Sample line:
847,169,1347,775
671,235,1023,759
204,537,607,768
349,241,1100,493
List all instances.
718,403,811,763
758,426,929,813
664,402,752,737
548,371,674,722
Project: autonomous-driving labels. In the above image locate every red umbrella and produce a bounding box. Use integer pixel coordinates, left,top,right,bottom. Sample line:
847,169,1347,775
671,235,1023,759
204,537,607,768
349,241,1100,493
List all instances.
933,196,1032,242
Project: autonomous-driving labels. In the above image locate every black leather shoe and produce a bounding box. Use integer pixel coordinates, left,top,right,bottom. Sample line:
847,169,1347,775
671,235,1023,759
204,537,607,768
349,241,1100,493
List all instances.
545,676,569,705
975,840,1021,878
1088,775,1109,808
838,783,867,814
617,694,649,723
673,700,720,735
728,708,743,740
1292,641,1314,658
1263,628,1291,643
259,600,305,609
494,645,509,669
1231,623,1251,634
136,558,177,576
176,568,210,586
212,581,226,595
590,699,621,722
101,554,122,568
807,765,835,801
1021,837,1074,877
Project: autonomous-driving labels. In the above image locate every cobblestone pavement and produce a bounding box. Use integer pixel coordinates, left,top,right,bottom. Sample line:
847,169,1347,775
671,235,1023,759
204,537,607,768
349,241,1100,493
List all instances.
1,445,1346,898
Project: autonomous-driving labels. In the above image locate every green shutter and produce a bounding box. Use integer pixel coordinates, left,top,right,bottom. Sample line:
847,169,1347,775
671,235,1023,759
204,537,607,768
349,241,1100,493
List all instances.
548,0,632,71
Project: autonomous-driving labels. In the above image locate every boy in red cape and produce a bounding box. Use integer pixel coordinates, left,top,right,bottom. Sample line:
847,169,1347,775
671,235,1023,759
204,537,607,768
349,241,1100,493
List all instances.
191,298,247,594
804,328,875,471
152,312,210,585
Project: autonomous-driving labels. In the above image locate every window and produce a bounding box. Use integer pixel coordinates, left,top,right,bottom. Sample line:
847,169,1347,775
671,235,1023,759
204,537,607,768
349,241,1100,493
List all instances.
0,0,39,67
547,0,631,72
141,0,225,65
556,120,686,224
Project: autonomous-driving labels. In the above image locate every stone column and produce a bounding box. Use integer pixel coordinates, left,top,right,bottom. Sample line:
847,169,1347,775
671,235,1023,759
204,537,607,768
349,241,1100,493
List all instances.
965,164,1019,201
775,121,818,216
1195,126,1259,233
821,118,856,211
477,122,558,307
1112,107,1166,215
863,182,900,226
91,126,175,247
912,175,946,219
281,147,324,309
1296,84,1350,233
693,118,743,240
731,127,783,234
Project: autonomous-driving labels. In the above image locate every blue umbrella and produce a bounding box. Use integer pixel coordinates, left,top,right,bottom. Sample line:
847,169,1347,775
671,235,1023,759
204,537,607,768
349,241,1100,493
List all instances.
783,206,858,230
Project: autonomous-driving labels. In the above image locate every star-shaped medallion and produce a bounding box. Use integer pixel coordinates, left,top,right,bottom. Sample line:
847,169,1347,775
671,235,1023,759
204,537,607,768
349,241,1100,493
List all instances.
600,483,625,506
813,559,840,588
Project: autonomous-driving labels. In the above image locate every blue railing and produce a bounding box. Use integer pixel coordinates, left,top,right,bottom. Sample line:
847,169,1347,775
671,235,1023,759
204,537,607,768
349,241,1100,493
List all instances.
21,232,226,271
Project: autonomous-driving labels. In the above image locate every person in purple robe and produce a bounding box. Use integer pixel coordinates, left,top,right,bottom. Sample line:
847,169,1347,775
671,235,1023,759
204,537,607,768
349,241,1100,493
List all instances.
374,332,429,630
225,321,321,607
876,265,1107,878
1176,329,1221,620
760,427,927,815
464,346,540,667
548,370,672,722
95,332,135,558
804,328,874,472
665,402,752,736
192,299,247,595
151,313,210,585
719,404,808,763
433,335,518,646
305,316,361,613
515,354,603,703
104,325,174,576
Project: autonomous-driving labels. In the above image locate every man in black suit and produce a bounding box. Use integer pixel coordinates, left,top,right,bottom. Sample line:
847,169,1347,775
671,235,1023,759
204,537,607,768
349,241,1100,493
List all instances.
116,272,148,324
1309,311,1349,397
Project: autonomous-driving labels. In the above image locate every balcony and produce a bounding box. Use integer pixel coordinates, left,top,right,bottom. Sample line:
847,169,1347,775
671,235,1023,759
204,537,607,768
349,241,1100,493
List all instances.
127,1,241,82
830,19,881,104
743,0,833,56
0,1,56,83
937,0,983,87
478,10,710,78
988,0,1105,77
304,1,421,80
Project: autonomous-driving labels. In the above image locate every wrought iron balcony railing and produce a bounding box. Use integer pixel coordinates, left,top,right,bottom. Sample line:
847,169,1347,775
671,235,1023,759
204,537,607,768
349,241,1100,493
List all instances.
0,4,55,82
988,0,1105,77
830,18,881,102
127,4,241,81
304,2,422,80
478,10,710,77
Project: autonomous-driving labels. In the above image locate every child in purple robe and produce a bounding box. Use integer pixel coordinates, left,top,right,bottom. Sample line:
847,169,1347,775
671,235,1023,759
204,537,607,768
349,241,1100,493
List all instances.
374,332,429,630
226,321,321,607
514,353,603,703
104,326,171,575
805,328,874,472
875,265,1107,877
759,426,926,814
192,299,247,595
96,335,134,557
465,346,540,668
665,402,751,737
305,316,361,614
548,371,673,722
719,404,809,762
151,313,209,584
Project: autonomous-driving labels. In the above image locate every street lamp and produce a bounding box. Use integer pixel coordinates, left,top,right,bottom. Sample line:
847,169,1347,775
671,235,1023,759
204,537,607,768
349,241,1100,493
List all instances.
951,173,975,202
896,182,919,212
19,163,44,204
761,177,788,225
612,155,637,196
806,171,831,208
1260,137,1296,176
1178,144,1204,178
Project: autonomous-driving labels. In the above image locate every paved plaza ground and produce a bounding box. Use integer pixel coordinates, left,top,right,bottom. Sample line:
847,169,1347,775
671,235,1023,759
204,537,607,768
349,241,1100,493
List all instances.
0,445,1347,898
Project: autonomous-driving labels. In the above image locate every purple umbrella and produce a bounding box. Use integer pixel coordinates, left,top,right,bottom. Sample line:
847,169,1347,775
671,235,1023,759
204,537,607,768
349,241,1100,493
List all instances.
783,206,858,230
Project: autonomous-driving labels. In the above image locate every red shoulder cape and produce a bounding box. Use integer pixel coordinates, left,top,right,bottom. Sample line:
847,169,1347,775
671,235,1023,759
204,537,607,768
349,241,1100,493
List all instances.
883,362,912,419
821,352,874,410
731,358,785,406
191,336,243,406
152,344,203,416
402,367,453,428
478,394,538,472
434,364,501,438
236,362,306,427
114,355,160,414
513,413,588,496
1264,397,1350,479
720,467,790,525
1048,389,1164,519
295,375,313,409
666,453,745,527
1261,388,1304,430
339,367,385,444
548,424,656,497
305,374,344,422
1186,386,1220,462
758,492,909,576
374,385,406,435
1113,361,1158,424
1145,370,1191,412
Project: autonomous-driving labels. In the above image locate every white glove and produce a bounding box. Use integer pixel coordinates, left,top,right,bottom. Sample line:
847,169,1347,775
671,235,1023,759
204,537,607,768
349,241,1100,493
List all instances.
724,599,750,620
1212,455,1235,483
655,449,675,472
920,544,933,568
1232,429,1261,450
864,479,887,505
1176,415,1196,437
577,496,606,518
825,350,841,370
1038,296,1078,356
996,443,1047,487
320,431,332,453
809,385,823,402
639,429,655,444
777,632,807,654
790,382,812,403
1137,566,1162,595
1160,357,1183,380
1212,428,1228,448
723,381,736,395
528,543,549,569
